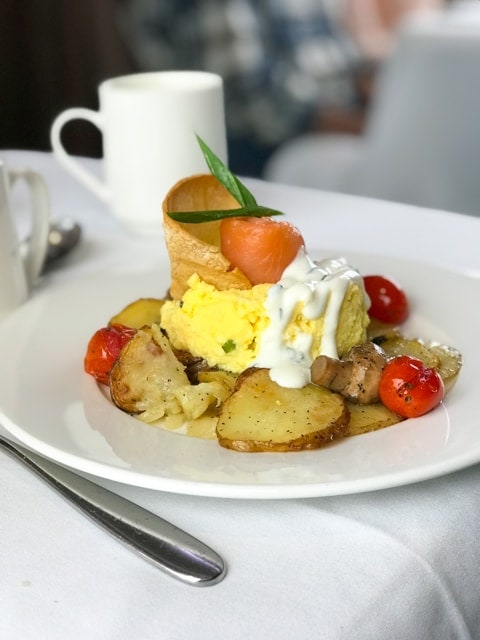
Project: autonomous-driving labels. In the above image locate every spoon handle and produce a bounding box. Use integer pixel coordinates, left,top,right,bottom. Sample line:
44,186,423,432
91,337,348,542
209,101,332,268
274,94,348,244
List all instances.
0,436,226,586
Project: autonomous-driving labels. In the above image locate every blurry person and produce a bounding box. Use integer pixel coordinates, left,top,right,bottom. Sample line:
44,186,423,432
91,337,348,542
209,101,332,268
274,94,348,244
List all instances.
343,0,445,62
315,0,445,139
116,0,366,176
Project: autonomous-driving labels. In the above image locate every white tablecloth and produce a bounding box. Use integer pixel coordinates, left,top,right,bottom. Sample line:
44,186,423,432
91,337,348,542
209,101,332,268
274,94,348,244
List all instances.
1,150,480,640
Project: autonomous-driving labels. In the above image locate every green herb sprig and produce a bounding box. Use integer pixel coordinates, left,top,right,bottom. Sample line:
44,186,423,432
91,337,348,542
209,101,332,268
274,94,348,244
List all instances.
167,135,284,223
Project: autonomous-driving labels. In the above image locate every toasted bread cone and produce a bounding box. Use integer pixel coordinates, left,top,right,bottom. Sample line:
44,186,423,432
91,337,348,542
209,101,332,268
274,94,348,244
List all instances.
162,174,252,299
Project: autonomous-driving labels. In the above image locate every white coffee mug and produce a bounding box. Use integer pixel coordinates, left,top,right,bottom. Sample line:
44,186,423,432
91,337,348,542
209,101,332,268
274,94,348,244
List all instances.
50,71,228,234
0,160,50,319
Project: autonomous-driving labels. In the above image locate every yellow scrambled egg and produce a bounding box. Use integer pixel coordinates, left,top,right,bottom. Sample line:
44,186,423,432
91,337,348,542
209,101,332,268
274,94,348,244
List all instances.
160,273,369,374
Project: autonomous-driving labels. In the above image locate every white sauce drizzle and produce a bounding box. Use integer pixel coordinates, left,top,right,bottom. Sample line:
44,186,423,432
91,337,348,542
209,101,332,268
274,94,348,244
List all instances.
254,248,366,389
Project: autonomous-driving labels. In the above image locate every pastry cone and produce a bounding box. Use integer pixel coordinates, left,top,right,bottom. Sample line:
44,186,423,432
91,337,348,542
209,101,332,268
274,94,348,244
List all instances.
162,174,252,299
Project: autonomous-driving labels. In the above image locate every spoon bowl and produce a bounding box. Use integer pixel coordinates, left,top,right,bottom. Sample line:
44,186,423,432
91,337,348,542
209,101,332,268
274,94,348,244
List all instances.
43,218,82,270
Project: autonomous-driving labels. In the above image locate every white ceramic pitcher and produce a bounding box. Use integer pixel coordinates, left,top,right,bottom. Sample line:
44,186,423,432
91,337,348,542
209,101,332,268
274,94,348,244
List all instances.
0,160,50,319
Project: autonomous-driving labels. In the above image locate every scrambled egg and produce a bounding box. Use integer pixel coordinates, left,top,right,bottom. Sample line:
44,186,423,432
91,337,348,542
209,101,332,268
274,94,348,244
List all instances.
160,272,369,374
161,274,270,372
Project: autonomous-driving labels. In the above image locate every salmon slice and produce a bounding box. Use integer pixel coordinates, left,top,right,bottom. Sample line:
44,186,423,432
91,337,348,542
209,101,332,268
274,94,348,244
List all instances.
220,216,304,285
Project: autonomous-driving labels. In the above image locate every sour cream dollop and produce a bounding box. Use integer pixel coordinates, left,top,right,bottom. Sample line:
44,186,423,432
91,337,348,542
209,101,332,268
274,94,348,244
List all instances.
254,248,367,389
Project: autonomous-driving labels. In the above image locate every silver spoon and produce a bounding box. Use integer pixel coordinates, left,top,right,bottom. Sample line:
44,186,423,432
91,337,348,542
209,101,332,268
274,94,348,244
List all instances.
42,218,82,271
0,435,226,586
21,218,82,273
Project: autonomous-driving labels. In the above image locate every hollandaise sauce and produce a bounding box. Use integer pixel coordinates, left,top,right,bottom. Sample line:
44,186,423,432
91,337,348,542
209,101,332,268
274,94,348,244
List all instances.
255,249,367,388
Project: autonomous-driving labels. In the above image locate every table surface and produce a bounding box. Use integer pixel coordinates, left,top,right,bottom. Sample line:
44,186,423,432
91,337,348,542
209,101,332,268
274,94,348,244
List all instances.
1,149,480,640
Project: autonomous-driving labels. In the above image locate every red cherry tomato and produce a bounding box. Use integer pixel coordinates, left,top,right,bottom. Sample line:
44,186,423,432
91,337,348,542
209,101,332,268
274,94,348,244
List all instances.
364,275,409,324
84,324,136,385
379,355,444,418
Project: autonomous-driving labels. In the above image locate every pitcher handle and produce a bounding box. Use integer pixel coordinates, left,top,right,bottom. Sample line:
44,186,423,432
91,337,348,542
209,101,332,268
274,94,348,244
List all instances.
9,169,51,288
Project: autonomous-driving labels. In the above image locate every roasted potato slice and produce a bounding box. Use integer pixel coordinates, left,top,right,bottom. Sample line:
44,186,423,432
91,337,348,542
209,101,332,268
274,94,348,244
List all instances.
197,369,237,393
110,325,235,424
375,336,440,369
366,320,402,341
346,401,404,436
179,371,237,438
185,410,222,440
372,335,462,393
174,376,234,420
109,297,166,329
110,325,189,422
217,368,349,452
429,343,462,393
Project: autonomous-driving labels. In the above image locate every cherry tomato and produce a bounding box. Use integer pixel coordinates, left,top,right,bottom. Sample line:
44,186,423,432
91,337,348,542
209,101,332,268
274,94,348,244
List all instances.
84,324,136,385
379,355,444,418
364,275,409,324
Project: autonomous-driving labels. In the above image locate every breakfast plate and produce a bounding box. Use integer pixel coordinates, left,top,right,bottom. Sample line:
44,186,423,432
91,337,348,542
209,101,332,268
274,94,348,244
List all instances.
0,245,478,499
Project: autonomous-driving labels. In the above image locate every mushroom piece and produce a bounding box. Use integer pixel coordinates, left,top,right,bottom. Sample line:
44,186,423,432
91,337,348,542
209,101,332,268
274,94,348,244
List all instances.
311,342,387,405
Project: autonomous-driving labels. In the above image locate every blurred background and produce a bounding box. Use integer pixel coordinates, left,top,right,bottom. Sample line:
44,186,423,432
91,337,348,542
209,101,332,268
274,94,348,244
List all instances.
0,1,135,158
3,0,480,218
0,1,444,171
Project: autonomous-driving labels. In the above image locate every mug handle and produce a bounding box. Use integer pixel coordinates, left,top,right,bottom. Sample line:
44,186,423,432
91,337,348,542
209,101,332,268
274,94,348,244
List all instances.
50,108,109,202
9,169,51,288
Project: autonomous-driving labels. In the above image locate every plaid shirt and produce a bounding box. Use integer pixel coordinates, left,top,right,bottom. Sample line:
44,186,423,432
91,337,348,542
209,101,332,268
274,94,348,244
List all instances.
118,0,360,147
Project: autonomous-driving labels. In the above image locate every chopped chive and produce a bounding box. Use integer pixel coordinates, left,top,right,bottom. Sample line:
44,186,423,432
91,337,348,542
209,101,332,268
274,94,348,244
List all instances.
222,339,236,353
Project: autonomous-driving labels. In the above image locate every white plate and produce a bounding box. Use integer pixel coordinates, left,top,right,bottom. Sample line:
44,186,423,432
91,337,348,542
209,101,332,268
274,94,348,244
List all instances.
0,248,478,500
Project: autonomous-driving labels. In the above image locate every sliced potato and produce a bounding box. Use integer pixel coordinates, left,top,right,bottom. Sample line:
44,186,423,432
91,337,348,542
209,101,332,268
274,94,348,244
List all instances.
110,325,190,422
109,297,166,329
346,401,404,436
367,320,402,341
372,335,462,393
179,375,237,439
217,368,349,452
197,369,237,391
110,325,236,424
185,410,220,440
376,336,440,369
174,377,234,420
429,343,462,393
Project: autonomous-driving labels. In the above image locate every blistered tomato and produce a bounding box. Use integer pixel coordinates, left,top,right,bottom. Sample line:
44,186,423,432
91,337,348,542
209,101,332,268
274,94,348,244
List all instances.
364,275,409,324
84,324,136,385
379,355,444,418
